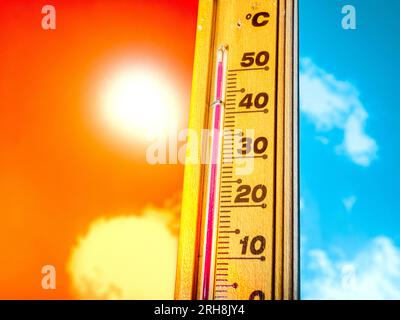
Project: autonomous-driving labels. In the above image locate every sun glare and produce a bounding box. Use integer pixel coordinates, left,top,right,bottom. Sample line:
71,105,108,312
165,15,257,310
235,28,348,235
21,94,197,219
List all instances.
98,64,181,145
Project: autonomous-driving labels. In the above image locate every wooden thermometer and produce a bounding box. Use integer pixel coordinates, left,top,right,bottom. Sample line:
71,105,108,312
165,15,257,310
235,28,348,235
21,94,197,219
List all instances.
175,0,298,300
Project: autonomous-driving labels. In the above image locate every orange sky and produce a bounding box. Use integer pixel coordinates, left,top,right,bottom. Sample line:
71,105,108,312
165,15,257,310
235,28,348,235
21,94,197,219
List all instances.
0,0,198,299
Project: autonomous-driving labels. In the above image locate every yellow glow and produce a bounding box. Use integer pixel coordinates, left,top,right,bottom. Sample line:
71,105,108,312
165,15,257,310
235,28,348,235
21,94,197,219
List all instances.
68,211,177,299
99,65,180,143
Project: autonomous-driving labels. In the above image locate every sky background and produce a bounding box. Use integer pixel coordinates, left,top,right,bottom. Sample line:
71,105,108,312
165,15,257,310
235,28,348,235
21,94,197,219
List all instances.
0,0,399,300
0,0,198,299
300,0,400,299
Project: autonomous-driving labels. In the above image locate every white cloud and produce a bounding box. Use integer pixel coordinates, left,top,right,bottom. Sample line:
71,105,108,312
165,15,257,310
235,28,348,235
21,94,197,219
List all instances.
300,197,305,211
343,195,357,212
68,208,178,299
300,58,377,166
303,237,400,299
315,136,330,145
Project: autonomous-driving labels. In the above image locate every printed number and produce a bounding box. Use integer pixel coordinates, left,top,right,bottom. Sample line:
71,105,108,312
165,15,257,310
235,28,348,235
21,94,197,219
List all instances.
238,137,268,155
198,305,204,314
249,290,266,300
240,51,269,67
240,236,266,255
239,93,269,109
237,306,245,314
234,184,267,203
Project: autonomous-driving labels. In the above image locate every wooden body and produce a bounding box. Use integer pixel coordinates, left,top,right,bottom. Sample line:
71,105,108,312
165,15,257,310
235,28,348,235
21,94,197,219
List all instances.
175,0,298,300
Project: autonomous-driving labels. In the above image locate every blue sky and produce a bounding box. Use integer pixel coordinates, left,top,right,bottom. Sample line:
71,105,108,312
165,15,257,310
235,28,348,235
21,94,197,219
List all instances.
300,0,400,299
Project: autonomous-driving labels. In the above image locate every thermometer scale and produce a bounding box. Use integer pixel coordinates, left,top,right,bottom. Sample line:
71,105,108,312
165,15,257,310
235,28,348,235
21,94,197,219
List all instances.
175,0,298,300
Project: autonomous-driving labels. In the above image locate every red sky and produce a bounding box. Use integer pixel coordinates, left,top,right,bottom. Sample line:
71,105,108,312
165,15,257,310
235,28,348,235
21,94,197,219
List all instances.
0,0,198,299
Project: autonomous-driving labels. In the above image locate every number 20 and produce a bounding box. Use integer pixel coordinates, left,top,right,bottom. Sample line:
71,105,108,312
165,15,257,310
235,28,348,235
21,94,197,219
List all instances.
235,184,267,203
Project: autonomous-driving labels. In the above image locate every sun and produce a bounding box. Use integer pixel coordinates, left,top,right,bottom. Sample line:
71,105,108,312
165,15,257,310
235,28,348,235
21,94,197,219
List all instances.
97,63,181,144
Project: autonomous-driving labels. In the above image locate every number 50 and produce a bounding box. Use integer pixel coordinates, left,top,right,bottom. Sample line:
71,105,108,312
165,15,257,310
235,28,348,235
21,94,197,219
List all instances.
240,51,269,68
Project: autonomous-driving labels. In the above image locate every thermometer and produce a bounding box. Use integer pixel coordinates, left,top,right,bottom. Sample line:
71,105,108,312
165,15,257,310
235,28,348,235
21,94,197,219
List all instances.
175,0,298,300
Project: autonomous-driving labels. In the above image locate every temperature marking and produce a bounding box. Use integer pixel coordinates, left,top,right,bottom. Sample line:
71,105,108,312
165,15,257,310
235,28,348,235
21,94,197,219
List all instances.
219,256,266,261
226,110,268,115
220,229,240,234
220,204,266,209
228,66,269,72
227,89,245,93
